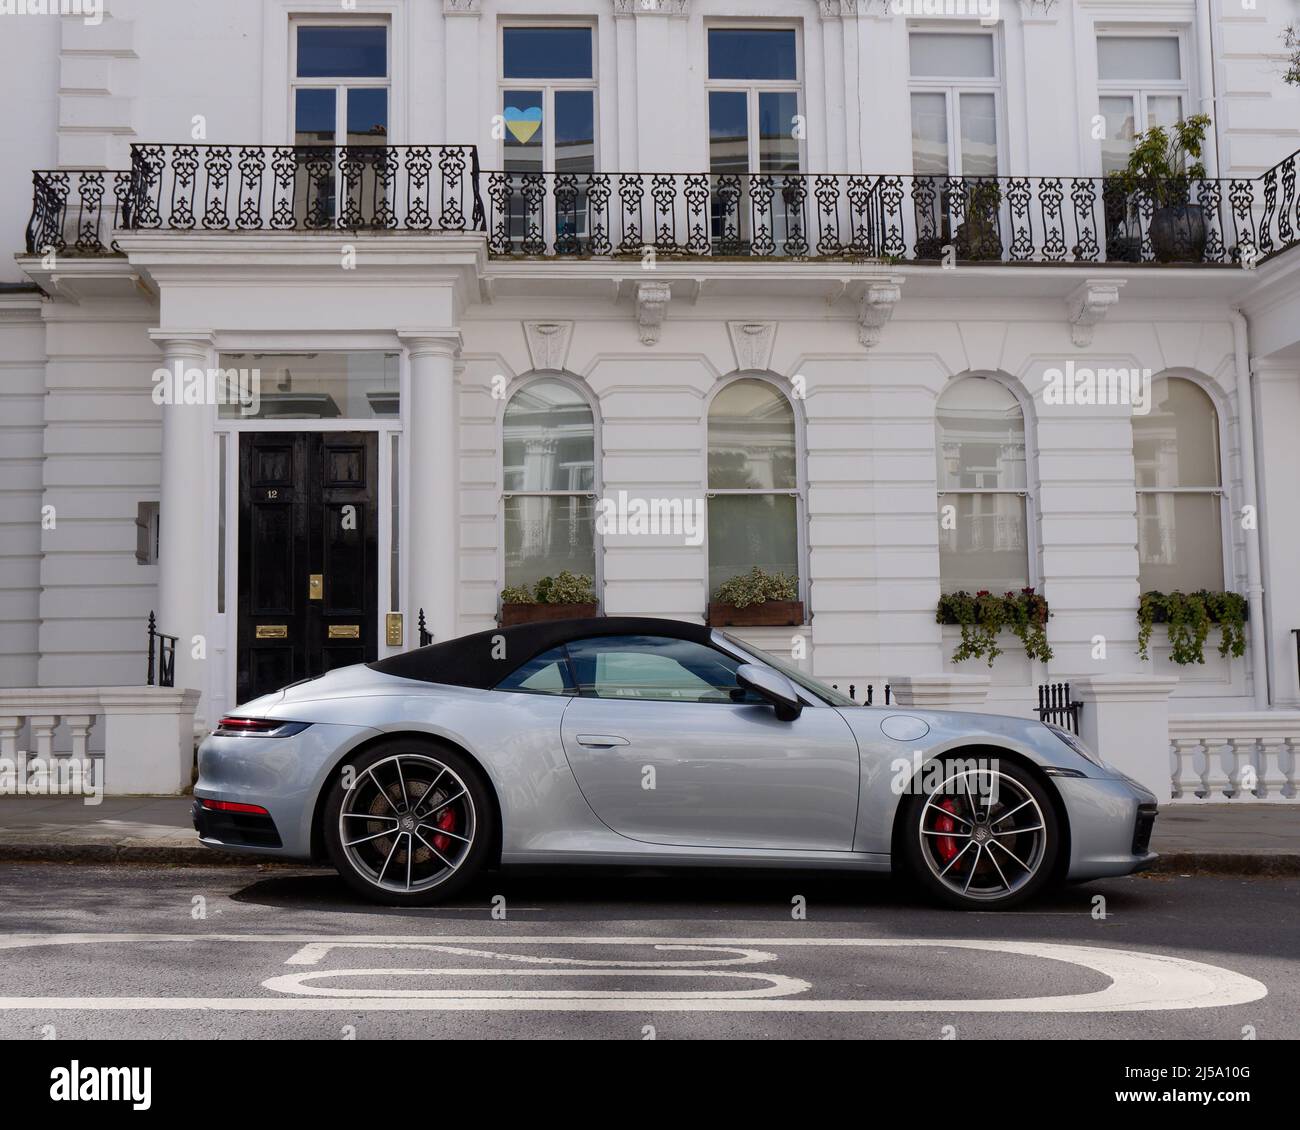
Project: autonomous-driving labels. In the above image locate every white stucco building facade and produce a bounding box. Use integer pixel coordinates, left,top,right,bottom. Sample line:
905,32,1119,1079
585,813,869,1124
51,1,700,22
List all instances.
3,0,1300,799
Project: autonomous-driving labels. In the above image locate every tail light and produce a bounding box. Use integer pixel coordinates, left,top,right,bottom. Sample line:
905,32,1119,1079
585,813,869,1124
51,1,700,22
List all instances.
200,798,271,816
213,717,310,738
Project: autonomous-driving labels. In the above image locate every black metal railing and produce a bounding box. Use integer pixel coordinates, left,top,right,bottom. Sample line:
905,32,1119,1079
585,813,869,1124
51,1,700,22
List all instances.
418,608,432,648
483,163,1299,265
831,682,891,706
26,146,1300,266
1036,682,1081,734
25,169,133,255
146,611,177,688
123,143,484,238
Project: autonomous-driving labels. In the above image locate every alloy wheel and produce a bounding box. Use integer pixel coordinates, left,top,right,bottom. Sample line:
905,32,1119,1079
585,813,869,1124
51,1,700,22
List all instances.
917,768,1048,903
337,753,477,894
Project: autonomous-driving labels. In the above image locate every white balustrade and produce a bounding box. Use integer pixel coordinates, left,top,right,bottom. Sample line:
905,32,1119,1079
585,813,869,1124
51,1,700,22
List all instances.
0,688,200,796
1169,714,1300,802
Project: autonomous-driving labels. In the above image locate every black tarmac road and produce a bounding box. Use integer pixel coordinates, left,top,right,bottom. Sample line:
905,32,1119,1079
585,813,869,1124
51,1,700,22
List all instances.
0,862,1294,1041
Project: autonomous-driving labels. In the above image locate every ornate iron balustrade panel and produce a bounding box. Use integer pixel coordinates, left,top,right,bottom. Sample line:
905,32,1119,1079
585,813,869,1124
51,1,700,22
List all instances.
482,168,1300,265
24,146,1300,265
122,144,485,236
25,170,133,255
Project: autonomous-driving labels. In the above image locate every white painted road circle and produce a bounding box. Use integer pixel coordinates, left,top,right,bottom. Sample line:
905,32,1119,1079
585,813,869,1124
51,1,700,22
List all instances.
0,933,1268,1014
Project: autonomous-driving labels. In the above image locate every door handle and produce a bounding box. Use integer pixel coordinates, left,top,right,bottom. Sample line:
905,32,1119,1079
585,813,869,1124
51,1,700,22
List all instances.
575,734,630,749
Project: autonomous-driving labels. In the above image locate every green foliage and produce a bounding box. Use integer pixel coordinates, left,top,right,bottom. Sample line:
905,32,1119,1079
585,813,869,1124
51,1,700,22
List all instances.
1107,114,1212,212
1137,590,1248,665
1286,26,1300,86
500,571,597,606
714,566,799,609
936,588,1053,667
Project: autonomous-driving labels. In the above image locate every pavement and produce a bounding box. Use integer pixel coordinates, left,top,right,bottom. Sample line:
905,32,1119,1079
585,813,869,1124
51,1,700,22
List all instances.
0,795,1296,873
0,862,1294,1039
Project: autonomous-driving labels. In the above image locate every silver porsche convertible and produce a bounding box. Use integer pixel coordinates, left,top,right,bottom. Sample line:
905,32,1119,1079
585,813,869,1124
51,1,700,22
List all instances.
194,617,1158,910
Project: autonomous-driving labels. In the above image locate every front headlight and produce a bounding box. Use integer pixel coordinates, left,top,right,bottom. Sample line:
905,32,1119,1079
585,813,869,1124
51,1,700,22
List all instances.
1044,723,1105,769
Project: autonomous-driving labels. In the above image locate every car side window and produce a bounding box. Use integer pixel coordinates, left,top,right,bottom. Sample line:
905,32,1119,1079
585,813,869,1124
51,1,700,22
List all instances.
565,635,763,704
495,646,576,696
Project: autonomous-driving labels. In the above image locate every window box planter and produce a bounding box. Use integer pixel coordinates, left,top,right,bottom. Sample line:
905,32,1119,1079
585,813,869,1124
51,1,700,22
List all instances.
936,589,1053,667
706,600,804,628
1137,590,1247,665
499,602,599,627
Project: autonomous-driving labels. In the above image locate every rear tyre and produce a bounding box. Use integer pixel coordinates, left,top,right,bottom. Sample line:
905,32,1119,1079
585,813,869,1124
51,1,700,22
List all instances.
900,757,1059,911
323,738,495,907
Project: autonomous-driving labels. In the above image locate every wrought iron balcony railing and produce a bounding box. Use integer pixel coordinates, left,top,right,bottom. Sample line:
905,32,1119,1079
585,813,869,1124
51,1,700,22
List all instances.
23,143,1300,268
26,169,133,256
24,144,483,254
484,158,1300,266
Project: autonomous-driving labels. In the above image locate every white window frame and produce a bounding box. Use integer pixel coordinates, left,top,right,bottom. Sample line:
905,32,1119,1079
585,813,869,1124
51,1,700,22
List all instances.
288,17,392,147
498,372,602,600
497,21,599,170
703,22,805,175
935,375,1038,594
1095,27,1191,176
1133,375,1229,594
907,26,1006,178
704,373,808,612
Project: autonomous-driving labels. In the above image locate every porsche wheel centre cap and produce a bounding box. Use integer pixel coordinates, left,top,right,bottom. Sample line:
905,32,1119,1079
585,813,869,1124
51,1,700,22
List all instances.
399,815,415,833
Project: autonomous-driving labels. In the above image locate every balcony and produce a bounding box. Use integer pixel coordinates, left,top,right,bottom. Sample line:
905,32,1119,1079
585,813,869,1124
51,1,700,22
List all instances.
24,142,1300,268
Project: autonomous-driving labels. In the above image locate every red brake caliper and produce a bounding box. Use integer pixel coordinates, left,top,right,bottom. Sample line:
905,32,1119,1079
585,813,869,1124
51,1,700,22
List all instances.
432,806,457,853
934,798,960,864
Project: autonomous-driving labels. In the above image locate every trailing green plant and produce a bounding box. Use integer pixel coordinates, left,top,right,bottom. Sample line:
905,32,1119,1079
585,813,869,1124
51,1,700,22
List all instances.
714,566,799,609
936,588,1053,667
1137,590,1248,665
1285,25,1300,86
1107,114,1212,213
500,570,597,606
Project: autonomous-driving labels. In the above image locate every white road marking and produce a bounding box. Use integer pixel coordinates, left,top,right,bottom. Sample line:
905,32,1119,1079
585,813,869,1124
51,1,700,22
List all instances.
0,933,1268,1013
284,941,778,967
263,967,811,999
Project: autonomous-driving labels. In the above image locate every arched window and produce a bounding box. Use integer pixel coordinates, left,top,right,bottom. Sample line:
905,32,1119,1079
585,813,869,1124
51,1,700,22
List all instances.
1132,376,1223,592
936,376,1029,593
707,378,800,600
502,377,596,591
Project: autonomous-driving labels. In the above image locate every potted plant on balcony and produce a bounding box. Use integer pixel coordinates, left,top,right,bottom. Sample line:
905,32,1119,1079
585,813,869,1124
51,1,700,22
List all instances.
707,566,803,627
954,178,1003,262
499,571,599,627
1108,114,1212,263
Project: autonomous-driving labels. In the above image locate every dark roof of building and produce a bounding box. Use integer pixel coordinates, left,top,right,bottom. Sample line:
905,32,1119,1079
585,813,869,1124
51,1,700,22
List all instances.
368,616,715,688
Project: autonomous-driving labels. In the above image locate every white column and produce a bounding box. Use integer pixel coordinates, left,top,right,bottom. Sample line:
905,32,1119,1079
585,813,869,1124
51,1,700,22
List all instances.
400,331,462,646
149,331,212,705
1073,675,1179,802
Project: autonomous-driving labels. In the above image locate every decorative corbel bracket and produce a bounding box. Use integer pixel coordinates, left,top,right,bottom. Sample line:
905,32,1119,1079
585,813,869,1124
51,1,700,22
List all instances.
858,280,902,348
1066,279,1124,348
636,281,672,345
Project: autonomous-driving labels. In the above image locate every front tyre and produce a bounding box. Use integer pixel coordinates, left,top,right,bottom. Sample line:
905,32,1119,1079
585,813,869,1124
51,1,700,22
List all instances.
323,739,495,906
901,758,1059,910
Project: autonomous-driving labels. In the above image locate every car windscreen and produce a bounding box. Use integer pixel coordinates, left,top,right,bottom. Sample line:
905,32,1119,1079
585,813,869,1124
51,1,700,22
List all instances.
717,632,858,707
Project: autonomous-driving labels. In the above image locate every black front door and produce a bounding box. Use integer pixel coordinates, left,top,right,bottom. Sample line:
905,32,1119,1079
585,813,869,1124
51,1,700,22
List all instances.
237,431,379,704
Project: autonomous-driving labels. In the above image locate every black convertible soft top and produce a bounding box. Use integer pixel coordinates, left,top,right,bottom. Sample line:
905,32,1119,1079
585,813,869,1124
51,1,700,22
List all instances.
369,617,718,689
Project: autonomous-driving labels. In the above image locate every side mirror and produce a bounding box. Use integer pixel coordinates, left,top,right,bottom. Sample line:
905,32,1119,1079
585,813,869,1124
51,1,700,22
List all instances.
735,663,803,722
